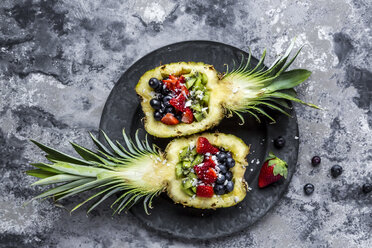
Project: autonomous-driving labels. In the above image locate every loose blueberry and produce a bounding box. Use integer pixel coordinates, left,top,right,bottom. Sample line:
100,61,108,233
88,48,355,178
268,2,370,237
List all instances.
149,78,160,89
225,181,234,193
311,156,321,166
214,184,225,195
331,165,343,178
362,183,372,194
217,152,227,162
225,171,233,181
218,164,227,174
274,136,286,149
226,157,235,168
163,95,173,107
150,98,161,110
216,174,225,184
154,111,162,121
304,183,314,195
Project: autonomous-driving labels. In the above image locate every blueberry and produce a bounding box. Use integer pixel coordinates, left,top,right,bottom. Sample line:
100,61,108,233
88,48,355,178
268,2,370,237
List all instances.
218,164,227,174
163,95,173,107
219,147,225,152
226,152,232,158
226,157,235,168
304,183,314,195
217,152,227,162
216,174,225,184
154,111,162,121
225,181,234,193
214,184,225,195
362,183,372,194
175,113,182,122
274,136,286,149
311,156,321,166
150,98,161,110
164,107,174,114
225,171,233,181
161,86,171,95
149,78,160,89
330,165,343,178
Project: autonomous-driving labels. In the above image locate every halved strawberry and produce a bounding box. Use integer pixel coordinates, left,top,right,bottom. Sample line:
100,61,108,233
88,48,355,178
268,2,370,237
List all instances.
169,94,186,112
181,108,194,124
258,152,288,188
161,113,179,125
203,168,217,184
203,156,215,167
196,137,219,155
196,185,214,198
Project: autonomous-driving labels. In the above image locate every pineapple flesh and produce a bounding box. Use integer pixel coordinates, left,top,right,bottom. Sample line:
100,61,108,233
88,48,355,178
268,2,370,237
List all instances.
27,130,250,214
136,40,319,138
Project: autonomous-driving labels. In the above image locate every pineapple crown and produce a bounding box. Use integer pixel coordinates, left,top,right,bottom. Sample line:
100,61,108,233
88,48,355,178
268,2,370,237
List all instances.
222,39,320,124
26,130,164,215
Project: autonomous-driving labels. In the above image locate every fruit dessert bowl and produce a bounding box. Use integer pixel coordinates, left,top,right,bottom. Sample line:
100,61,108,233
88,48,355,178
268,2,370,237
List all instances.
27,130,250,214
136,40,318,138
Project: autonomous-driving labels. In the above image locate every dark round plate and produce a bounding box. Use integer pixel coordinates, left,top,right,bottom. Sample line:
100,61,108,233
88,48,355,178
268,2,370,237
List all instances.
99,41,299,240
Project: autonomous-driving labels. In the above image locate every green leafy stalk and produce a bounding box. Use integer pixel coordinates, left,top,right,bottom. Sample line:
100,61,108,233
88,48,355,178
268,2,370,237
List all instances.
222,39,320,124
26,130,164,215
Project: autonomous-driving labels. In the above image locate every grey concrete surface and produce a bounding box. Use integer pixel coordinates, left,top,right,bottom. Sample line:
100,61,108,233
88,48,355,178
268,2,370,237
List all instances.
0,0,371,247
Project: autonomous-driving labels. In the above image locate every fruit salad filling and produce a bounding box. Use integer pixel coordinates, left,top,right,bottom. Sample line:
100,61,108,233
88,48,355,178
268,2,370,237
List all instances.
148,72,210,125
175,137,235,198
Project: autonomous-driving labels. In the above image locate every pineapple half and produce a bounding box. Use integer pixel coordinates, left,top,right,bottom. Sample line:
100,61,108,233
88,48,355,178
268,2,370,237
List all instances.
136,40,319,138
26,130,249,214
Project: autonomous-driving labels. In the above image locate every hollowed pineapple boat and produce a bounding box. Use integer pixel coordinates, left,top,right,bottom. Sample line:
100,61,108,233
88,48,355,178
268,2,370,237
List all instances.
136,40,319,138
27,130,249,214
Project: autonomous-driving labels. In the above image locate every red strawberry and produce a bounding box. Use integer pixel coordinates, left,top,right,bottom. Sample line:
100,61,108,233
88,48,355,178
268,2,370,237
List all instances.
258,152,288,188
203,156,215,166
161,113,179,125
196,137,219,155
196,185,214,198
169,94,186,112
181,108,194,124
203,168,217,184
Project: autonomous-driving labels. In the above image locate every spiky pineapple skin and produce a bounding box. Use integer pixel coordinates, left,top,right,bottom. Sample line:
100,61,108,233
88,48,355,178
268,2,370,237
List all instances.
164,133,250,209
135,62,225,138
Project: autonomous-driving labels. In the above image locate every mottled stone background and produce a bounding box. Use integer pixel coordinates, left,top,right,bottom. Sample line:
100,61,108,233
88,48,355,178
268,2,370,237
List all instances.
0,0,371,247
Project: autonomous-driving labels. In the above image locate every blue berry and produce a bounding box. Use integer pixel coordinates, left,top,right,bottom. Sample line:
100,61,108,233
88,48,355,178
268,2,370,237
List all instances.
226,157,235,168
150,98,161,110
225,171,233,181
149,78,160,89
216,174,225,184
331,165,343,178
214,184,225,195
225,181,234,193
217,152,227,162
218,164,227,174
304,183,314,195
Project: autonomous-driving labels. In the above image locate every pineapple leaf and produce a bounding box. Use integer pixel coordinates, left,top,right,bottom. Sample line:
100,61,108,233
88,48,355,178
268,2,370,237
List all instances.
89,132,114,156
101,131,127,158
30,163,64,174
32,174,84,186
267,91,320,109
70,142,104,163
31,140,91,165
265,69,311,93
26,169,56,179
87,187,122,214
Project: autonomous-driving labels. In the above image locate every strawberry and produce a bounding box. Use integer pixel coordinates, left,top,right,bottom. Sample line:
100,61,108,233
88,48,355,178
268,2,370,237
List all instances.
196,137,219,155
169,94,186,112
258,152,288,188
193,160,215,179
161,113,179,125
181,108,194,124
203,167,217,184
196,185,214,198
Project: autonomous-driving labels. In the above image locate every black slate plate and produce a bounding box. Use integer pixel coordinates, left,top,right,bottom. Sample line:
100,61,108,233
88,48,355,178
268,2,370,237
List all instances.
99,41,299,240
